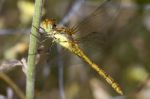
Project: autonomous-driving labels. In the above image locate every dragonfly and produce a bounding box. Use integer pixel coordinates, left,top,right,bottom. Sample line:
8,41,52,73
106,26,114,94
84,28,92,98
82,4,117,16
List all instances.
37,0,123,95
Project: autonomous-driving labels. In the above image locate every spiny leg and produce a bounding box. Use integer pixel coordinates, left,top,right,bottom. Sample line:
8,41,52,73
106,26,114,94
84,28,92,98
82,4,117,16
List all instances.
29,25,54,55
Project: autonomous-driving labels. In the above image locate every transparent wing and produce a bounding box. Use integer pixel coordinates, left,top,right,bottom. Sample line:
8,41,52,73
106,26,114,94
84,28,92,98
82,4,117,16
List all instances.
69,0,121,45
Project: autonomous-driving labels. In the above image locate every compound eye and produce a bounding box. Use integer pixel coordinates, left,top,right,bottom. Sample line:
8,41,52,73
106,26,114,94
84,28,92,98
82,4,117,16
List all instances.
52,24,56,29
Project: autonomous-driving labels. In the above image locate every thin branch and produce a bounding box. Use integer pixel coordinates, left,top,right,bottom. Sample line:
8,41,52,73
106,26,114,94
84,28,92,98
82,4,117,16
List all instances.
0,60,22,73
26,0,43,99
0,29,30,35
57,45,66,99
57,1,86,99
60,0,86,25
0,73,26,99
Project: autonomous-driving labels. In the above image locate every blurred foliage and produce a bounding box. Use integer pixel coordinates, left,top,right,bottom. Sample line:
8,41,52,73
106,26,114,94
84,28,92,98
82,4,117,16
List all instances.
0,0,150,99
135,0,150,5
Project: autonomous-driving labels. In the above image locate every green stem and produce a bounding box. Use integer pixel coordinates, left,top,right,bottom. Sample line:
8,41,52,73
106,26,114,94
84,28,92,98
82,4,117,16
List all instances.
26,0,43,99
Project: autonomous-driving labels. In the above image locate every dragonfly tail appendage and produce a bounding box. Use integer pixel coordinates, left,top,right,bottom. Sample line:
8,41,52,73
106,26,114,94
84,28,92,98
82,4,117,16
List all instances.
70,43,123,95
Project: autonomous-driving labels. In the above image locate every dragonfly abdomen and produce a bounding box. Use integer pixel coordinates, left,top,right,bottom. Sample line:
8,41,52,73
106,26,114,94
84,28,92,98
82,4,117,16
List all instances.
69,42,123,95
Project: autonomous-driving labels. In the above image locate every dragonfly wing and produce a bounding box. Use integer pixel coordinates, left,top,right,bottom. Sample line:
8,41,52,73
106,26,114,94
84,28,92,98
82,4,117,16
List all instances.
70,0,121,49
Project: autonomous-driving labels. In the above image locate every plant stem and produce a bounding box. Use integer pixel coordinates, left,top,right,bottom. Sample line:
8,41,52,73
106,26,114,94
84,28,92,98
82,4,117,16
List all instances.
26,0,43,99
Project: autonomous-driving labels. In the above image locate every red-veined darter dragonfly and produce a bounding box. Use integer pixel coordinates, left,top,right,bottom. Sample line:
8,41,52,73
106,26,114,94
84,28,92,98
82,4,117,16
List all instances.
38,0,123,95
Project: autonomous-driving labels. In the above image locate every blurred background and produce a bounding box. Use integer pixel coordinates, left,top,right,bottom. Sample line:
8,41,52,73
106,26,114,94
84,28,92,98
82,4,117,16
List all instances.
0,0,150,99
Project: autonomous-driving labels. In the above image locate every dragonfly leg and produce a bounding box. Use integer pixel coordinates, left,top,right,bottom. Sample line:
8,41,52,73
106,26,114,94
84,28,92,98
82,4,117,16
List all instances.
37,37,56,56
46,40,56,54
30,27,49,51
40,37,50,44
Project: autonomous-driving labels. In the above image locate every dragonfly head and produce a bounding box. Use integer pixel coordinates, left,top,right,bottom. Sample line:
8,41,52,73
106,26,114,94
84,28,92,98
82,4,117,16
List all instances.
40,19,56,34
